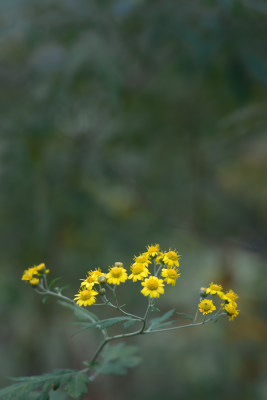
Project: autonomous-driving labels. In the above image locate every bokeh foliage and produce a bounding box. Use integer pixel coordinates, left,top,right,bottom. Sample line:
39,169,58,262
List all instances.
0,0,267,399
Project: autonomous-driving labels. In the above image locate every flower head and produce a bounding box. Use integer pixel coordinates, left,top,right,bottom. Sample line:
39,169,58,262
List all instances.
106,265,128,285
141,276,164,298
199,299,216,315
81,268,104,289
161,267,180,286
206,282,223,296
222,290,239,305
133,254,151,268
74,288,98,307
223,302,239,321
129,263,150,282
163,249,180,268
29,277,40,287
145,244,160,257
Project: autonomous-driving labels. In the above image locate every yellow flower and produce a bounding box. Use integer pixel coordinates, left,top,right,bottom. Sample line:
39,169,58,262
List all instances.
22,263,49,282
222,290,238,304
141,276,164,298
29,277,40,287
128,263,150,282
223,302,239,321
81,268,104,289
163,249,180,268
155,252,164,265
161,267,180,286
145,244,160,257
133,254,151,268
106,265,128,285
74,289,98,307
206,282,223,296
35,263,46,271
199,299,216,315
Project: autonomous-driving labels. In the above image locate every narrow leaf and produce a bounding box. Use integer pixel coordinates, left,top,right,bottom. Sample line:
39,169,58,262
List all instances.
58,301,98,323
149,309,176,329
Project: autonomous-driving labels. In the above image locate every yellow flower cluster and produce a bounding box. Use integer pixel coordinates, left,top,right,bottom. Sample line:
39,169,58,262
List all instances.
21,263,50,286
74,244,181,306
198,282,239,321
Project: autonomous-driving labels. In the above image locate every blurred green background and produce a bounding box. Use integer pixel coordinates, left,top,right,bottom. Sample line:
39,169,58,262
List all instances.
0,0,267,399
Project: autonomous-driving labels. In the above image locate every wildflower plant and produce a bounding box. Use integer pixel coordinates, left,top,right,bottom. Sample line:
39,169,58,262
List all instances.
0,245,239,400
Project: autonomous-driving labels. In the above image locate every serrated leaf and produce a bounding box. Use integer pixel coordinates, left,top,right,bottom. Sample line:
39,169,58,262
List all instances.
57,301,98,323
63,373,89,399
72,317,135,336
0,370,85,400
148,309,176,330
95,343,141,375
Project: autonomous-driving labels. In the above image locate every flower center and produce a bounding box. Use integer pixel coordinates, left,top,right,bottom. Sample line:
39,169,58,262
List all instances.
80,290,92,300
111,267,122,278
136,255,146,263
132,264,144,274
146,278,159,290
202,301,211,311
167,269,177,279
167,251,177,260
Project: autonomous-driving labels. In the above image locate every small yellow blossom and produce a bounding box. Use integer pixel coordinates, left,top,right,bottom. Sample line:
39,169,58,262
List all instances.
141,276,164,298
222,290,239,304
199,299,216,315
129,263,150,282
81,269,104,289
145,244,160,257
29,277,40,286
106,265,128,285
133,254,151,268
163,249,180,268
206,282,223,296
74,289,98,307
35,263,46,271
223,302,239,321
161,267,180,286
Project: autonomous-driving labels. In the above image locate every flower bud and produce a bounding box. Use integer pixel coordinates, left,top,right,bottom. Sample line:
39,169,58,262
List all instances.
200,287,208,298
30,277,40,287
97,275,107,284
114,262,123,267
98,288,106,296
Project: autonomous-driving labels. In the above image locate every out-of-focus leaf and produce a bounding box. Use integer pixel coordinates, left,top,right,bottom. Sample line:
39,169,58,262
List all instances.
95,343,142,375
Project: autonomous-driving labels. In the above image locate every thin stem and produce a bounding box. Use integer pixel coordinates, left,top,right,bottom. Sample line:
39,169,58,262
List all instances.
144,314,214,334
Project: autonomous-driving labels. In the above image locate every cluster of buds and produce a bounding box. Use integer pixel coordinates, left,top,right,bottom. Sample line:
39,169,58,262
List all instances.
21,263,50,286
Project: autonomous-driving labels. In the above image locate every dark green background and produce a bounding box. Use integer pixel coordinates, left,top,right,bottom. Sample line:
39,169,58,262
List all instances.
0,1,266,399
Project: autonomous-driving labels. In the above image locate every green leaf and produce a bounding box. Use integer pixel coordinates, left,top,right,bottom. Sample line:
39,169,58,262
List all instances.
0,370,85,400
57,301,99,323
148,309,176,330
95,343,142,375
123,319,138,330
176,312,193,320
48,277,62,290
72,317,136,336
63,373,89,399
